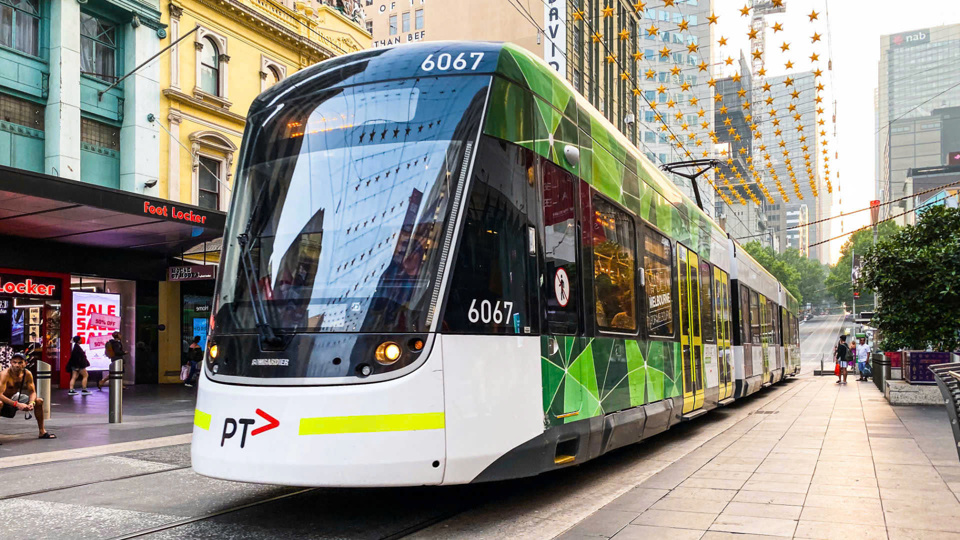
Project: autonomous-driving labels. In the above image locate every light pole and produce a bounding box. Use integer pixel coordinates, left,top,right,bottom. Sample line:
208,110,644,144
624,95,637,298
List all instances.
871,200,881,311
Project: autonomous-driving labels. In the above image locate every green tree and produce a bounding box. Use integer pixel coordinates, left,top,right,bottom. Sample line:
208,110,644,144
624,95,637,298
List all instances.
780,248,828,306
742,242,802,302
826,220,899,309
859,206,960,351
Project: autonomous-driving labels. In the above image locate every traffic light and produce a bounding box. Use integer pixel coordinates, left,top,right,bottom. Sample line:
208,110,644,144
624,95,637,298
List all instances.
853,291,860,299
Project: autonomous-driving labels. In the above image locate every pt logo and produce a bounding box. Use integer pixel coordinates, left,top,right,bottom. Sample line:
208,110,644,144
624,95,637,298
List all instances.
221,409,280,448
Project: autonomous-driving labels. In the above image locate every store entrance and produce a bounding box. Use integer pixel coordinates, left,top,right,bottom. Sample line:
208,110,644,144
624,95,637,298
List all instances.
0,296,61,376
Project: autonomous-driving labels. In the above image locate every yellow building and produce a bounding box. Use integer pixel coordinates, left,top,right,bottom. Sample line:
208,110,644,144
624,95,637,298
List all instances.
155,0,369,382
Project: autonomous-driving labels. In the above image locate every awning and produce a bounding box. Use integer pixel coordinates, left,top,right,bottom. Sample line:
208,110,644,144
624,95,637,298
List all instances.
0,165,225,255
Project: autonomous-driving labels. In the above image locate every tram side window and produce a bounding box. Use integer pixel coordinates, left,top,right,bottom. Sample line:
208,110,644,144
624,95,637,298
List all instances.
644,228,674,337
542,160,579,334
765,299,775,345
749,290,761,345
590,195,637,333
739,285,750,344
442,138,538,334
699,260,715,343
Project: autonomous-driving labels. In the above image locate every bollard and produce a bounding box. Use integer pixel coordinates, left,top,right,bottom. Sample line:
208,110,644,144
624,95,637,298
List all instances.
108,359,123,423
36,360,51,418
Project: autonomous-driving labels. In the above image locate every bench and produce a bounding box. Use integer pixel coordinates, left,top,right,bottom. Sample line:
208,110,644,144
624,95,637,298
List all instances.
929,362,960,462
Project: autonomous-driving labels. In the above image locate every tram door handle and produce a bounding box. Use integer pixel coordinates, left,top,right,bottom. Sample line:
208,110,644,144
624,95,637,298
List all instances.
547,337,560,356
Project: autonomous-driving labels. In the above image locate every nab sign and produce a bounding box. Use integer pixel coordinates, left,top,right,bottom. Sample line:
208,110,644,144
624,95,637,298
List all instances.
890,29,929,48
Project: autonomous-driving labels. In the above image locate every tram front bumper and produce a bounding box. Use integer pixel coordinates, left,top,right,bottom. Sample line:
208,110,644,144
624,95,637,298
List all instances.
190,361,446,487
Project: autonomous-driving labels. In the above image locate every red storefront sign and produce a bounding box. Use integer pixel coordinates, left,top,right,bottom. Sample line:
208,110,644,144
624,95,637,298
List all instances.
0,274,58,296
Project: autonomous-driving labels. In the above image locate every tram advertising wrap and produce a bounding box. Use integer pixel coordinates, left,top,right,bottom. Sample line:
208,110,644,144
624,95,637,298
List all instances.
73,292,121,371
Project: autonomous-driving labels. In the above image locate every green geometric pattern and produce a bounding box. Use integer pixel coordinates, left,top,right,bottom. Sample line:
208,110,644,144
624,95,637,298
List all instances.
488,45,714,428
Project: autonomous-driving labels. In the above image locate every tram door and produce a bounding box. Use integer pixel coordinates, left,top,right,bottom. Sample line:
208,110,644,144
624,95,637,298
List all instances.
758,294,771,384
677,245,705,414
714,269,733,401
541,161,582,420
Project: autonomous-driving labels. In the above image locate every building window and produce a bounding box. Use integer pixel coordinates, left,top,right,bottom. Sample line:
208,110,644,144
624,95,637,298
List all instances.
591,194,637,332
415,9,424,30
0,0,39,56
197,156,221,210
402,11,410,32
0,93,43,129
199,36,220,95
80,13,117,82
389,14,397,35
365,20,372,34
80,117,119,150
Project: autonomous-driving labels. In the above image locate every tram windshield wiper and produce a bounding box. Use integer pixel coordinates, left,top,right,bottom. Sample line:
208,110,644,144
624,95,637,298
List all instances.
236,232,283,348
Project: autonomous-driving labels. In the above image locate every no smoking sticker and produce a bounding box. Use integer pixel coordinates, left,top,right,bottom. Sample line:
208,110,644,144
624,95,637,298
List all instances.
554,268,570,307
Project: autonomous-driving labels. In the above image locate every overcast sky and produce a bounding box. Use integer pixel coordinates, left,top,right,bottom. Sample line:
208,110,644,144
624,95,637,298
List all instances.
716,0,959,262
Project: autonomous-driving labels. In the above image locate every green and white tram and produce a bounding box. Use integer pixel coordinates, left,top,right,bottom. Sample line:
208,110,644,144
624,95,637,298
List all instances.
191,42,801,487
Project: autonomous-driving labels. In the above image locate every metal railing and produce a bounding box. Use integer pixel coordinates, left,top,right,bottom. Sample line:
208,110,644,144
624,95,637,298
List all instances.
929,362,960,462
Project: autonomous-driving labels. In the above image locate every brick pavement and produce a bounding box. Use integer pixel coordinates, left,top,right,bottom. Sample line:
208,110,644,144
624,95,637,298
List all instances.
558,375,960,540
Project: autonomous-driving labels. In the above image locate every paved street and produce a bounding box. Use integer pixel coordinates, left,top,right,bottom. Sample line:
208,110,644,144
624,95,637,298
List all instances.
0,314,957,539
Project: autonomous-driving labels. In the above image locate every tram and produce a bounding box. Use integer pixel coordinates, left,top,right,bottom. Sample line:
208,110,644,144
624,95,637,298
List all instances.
191,42,801,487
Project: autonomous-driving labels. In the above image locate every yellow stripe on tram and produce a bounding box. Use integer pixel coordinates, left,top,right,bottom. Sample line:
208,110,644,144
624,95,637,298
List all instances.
194,409,212,431
299,412,445,435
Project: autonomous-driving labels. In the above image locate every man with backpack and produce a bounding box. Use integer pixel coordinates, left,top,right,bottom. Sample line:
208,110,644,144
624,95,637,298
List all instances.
99,331,126,391
836,334,851,385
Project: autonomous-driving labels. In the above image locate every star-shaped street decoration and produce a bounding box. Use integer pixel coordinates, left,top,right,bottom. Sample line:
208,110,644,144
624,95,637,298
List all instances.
647,24,659,36
659,46,671,58
791,90,801,99
619,29,631,40
633,1,646,12
657,84,667,94
814,69,824,78
732,72,742,82
748,28,759,39
740,4,750,16
715,93,724,102
690,96,699,105
633,88,642,96
573,10,584,21
752,49,763,60
633,50,644,61
671,64,681,76
773,22,783,32
718,36,728,46
674,110,684,120
678,19,689,31
620,72,630,81
780,42,790,52
602,6,614,17
592,32,603,43
645,68,656,79
666,99,676,109
808,10,819,21
763,82,772,92
707,12,718,24
783,76,794,86
681,81,691,91
687,43,698,54
725,56,734,65
737,88,747,98
785,60,794,69
663,0,675,6
606,53,616,63
698,61,709,72
719,105,728,114
811,32,822,43
810,52,820,62
708,78,717,87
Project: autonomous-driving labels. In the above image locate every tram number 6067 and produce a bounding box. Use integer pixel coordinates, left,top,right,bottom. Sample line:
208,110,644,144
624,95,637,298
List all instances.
421,52,485,72
468,299,513,325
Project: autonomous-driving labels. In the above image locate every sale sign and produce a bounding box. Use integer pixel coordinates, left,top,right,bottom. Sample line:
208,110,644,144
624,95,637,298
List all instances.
73,292,121,371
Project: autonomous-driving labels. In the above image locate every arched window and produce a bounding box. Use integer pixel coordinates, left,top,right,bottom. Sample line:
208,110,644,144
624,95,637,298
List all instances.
199,36,220,95
266,66,281,89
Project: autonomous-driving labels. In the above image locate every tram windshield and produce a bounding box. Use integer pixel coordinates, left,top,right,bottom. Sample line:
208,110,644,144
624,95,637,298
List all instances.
216,75,490,334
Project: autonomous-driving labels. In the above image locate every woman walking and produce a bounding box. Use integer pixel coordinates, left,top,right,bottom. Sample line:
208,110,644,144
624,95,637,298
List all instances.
66,336,92,395
836,335,850,385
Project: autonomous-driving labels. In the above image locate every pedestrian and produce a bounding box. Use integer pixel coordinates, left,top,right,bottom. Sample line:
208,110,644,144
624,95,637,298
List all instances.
98,331,126,391
857,337,872,381
66,336,91,396
0,353,55,439
836,334,850,385
184,336,203,388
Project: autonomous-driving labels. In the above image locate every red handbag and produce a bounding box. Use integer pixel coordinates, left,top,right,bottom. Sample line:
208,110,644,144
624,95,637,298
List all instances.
834,363,841,376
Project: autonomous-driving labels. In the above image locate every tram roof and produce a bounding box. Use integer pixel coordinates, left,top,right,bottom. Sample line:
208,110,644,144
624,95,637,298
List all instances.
262,42,733,262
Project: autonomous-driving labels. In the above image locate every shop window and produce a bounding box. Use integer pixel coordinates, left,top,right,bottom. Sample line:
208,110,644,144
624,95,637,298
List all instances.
0,93,43,129
0,0,40,57
415,9,424,30
199,36,220,96
591,194,637,333
644,228,674,337
389,14,397,35
197,155,221,210
80,117,119,150
80,12,118,82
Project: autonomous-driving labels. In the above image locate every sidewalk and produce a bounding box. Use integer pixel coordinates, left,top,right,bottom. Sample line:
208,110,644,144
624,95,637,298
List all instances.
558,375,960,540
0,385,196,459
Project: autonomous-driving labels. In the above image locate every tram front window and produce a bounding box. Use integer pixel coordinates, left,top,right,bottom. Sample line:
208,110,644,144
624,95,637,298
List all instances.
216,75,489,335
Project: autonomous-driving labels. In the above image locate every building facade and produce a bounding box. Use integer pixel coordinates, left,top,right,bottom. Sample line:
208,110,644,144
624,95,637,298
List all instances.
877,24,960,223
153,0,368,382
362,0,720,215
759,71,828,262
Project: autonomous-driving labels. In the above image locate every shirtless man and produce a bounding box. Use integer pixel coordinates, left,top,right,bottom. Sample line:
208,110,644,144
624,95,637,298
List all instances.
1,353,55,439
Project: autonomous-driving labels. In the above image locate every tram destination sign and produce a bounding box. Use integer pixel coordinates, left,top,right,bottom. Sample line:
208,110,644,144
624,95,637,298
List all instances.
168,265,217,282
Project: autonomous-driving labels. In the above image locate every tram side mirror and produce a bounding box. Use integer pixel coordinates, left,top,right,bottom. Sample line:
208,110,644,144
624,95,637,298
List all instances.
563,145,580,167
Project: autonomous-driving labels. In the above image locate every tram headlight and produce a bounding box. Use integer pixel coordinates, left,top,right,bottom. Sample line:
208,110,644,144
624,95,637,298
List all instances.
375,341,402,365
209,344,219,359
